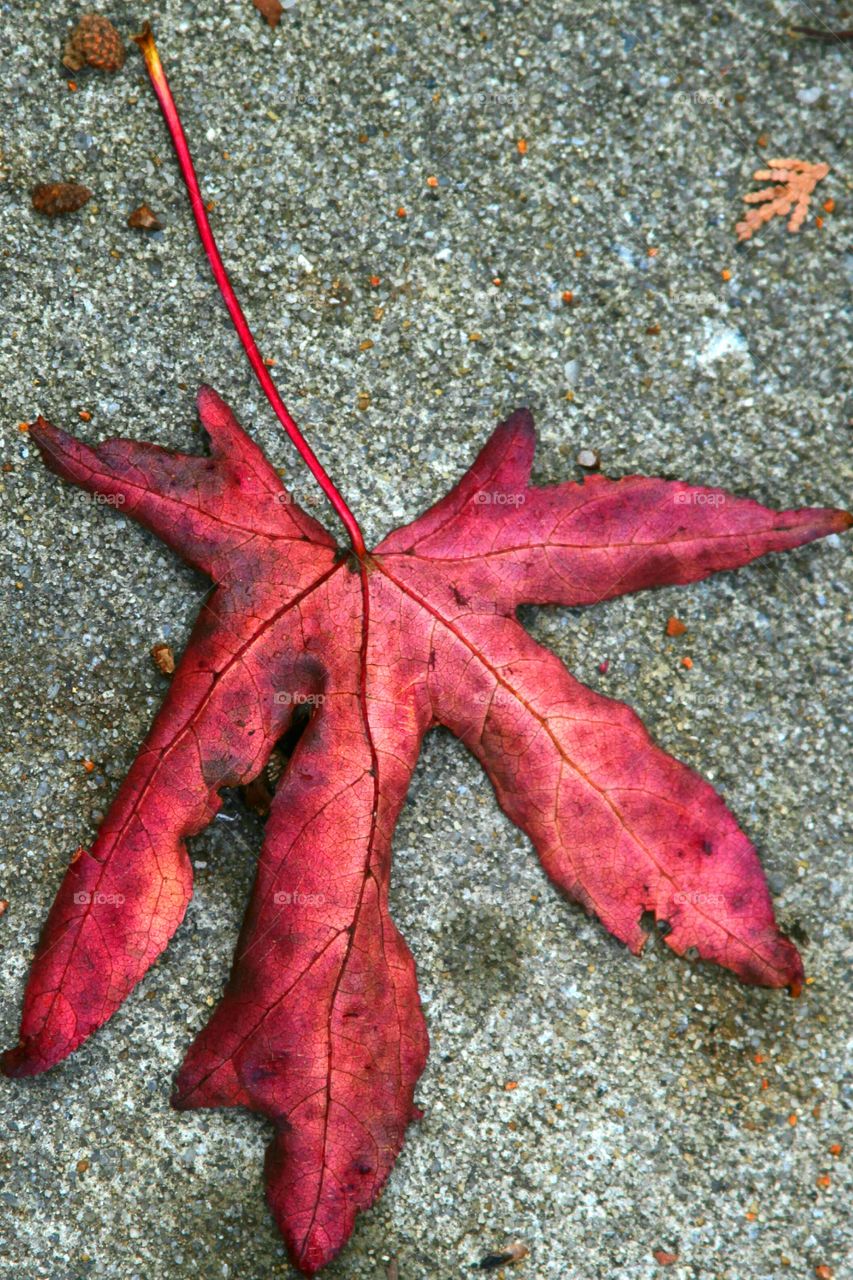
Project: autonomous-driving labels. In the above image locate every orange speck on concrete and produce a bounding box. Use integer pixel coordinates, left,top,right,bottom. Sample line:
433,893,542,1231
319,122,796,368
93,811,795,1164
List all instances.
815,216,824,229
504,1081,519,1091
829,1143,842,1157
396,206,407,218
17,422,29,433
517,138,528,154
67,80,78,91
788,1113,798,1126
681,656,693,670
666,616,687,637
823,198,835,213
721,268,732,281
647,246,659,257
426,175,439,188
562,290,574,304
816,1174,831,1189
78,410,92,421
82,760,95,773
369,275,381,287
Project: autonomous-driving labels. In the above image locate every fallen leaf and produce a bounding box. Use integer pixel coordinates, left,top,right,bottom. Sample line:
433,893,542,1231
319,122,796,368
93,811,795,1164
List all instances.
736,157,830,241
4,389,849,1273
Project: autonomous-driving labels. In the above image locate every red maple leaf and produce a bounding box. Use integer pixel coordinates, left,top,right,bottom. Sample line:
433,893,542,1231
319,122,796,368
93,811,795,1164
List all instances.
5,24,850,1277
5,389,849,1270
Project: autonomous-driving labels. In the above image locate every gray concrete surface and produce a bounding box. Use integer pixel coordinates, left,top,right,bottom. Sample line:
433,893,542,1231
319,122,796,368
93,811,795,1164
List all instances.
1,2,851,1277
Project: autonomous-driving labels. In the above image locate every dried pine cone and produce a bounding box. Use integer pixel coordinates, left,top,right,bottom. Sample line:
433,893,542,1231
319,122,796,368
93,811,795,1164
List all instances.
32,182,92,216
63,14,125,73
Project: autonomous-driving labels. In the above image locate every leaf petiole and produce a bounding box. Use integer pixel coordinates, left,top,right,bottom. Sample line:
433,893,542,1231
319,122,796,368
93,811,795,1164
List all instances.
132,22,367,557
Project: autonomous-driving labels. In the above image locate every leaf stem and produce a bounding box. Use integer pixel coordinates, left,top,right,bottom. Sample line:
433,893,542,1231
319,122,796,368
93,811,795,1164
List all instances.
132,22,367,558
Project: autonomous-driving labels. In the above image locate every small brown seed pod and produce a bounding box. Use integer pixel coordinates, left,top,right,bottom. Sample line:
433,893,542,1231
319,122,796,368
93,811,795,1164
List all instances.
31,182,93,216
128,203,163,231
151,642,176,675
63,14,126,74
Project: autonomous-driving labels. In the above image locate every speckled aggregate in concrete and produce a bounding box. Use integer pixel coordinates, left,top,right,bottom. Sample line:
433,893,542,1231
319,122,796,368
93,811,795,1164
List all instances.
1,2,851,1278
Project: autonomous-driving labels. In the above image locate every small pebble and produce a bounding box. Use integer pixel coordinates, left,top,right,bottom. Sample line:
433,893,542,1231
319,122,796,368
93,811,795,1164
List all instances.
576,448,601,469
